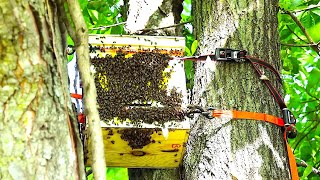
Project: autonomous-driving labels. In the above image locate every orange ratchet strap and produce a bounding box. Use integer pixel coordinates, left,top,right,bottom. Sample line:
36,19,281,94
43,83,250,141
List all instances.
211,109,299,180
70,93,82,99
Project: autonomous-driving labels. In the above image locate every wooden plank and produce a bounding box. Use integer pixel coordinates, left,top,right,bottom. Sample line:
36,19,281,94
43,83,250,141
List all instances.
86,128,189,168
89,34,185,50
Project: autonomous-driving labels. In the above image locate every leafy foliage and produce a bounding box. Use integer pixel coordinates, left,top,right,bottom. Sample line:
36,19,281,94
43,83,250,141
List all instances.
79,0,125,34
279,0,320,179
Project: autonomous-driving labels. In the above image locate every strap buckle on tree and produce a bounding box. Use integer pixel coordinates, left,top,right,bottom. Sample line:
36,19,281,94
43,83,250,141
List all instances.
282,108,297,139
215,48,247,61
186,105,215,119
282,108,296,126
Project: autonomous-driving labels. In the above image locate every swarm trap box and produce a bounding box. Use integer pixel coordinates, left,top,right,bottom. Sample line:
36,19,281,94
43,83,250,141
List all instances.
85,34,190,168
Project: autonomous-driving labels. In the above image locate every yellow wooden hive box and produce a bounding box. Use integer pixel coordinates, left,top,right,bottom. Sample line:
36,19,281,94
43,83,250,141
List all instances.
85,34,190,168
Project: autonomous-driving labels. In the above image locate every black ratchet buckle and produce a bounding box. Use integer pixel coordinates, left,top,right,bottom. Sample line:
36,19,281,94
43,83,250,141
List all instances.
282,108,296,126
282,108,297,139
185,105,215,119
215,48,247,62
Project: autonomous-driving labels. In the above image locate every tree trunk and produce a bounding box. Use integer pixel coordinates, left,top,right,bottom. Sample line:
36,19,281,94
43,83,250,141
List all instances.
125,0,291,179
0,1,85,179
183,0,291,179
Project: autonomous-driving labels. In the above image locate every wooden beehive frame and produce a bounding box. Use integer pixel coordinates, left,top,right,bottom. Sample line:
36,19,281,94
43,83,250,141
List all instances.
86,34,190,168
89,34,185,55
88,34,190,130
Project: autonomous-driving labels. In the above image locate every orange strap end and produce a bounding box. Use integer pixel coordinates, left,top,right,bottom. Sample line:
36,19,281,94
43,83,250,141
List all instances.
285,133,299,180
78,113,85,124
212,109,298,179
70,93,83,99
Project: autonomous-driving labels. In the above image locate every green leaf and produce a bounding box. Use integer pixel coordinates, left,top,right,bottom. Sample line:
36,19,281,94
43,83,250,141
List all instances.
302,165,313,179
311,9,320,17
106,168,128,180
301,12,315,28
280,28,291,39
191,40,198,55
308,22,320,43
279,0,305,10
184,60,194,89
306,68,320,92
78,0,88,10
300,143,312,160
290,58,301,74
185,47,191,56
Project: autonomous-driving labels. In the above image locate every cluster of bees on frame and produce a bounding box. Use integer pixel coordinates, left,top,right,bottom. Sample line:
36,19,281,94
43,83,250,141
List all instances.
90,45,184,149
119,128,155,149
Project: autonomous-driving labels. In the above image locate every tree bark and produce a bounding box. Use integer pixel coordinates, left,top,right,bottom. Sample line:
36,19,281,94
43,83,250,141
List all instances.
184,0,291,179
0,1,85,179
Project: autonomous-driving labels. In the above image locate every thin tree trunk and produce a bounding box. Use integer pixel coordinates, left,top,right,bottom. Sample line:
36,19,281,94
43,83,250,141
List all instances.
183,0,291,179
61,0,107,179
0,1,85,179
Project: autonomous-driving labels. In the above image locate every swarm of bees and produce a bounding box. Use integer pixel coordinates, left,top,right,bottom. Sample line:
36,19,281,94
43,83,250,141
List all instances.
91,52,183,124
90,51,184,149
119,128,154,149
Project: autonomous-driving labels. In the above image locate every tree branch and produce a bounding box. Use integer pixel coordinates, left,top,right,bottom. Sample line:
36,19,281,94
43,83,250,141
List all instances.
281,43,318,47
56,1,76,41
281,8,320,54
292,5,320,13
90,22,127,30
293,121,320,152
64,0,107,179
135,20,193,34
286,25,308,44
297,159,320,175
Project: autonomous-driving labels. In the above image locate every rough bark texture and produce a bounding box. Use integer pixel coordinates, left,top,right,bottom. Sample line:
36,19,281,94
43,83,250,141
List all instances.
183,0,291,179
0,0,85,179
124,0,183,179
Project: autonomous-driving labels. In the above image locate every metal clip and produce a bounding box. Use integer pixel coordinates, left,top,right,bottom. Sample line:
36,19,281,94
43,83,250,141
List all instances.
215,48,247,61
67,45,75,55
201,107,215,119
282,108,296,126
185,105,215,119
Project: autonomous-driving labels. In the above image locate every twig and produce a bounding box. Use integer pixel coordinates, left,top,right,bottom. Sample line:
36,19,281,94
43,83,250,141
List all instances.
301,99,319,103
286,25,308,44
293,121,320,152
65,0,107,180
306,90,320,101
281,8,320,54
90,22,127,30
296,159,320,175
281,43,318,47
136,20,193,33
292,5,320,13
302,108,320,115
57,1,76,41
315,160,320,169
86,168,93,177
